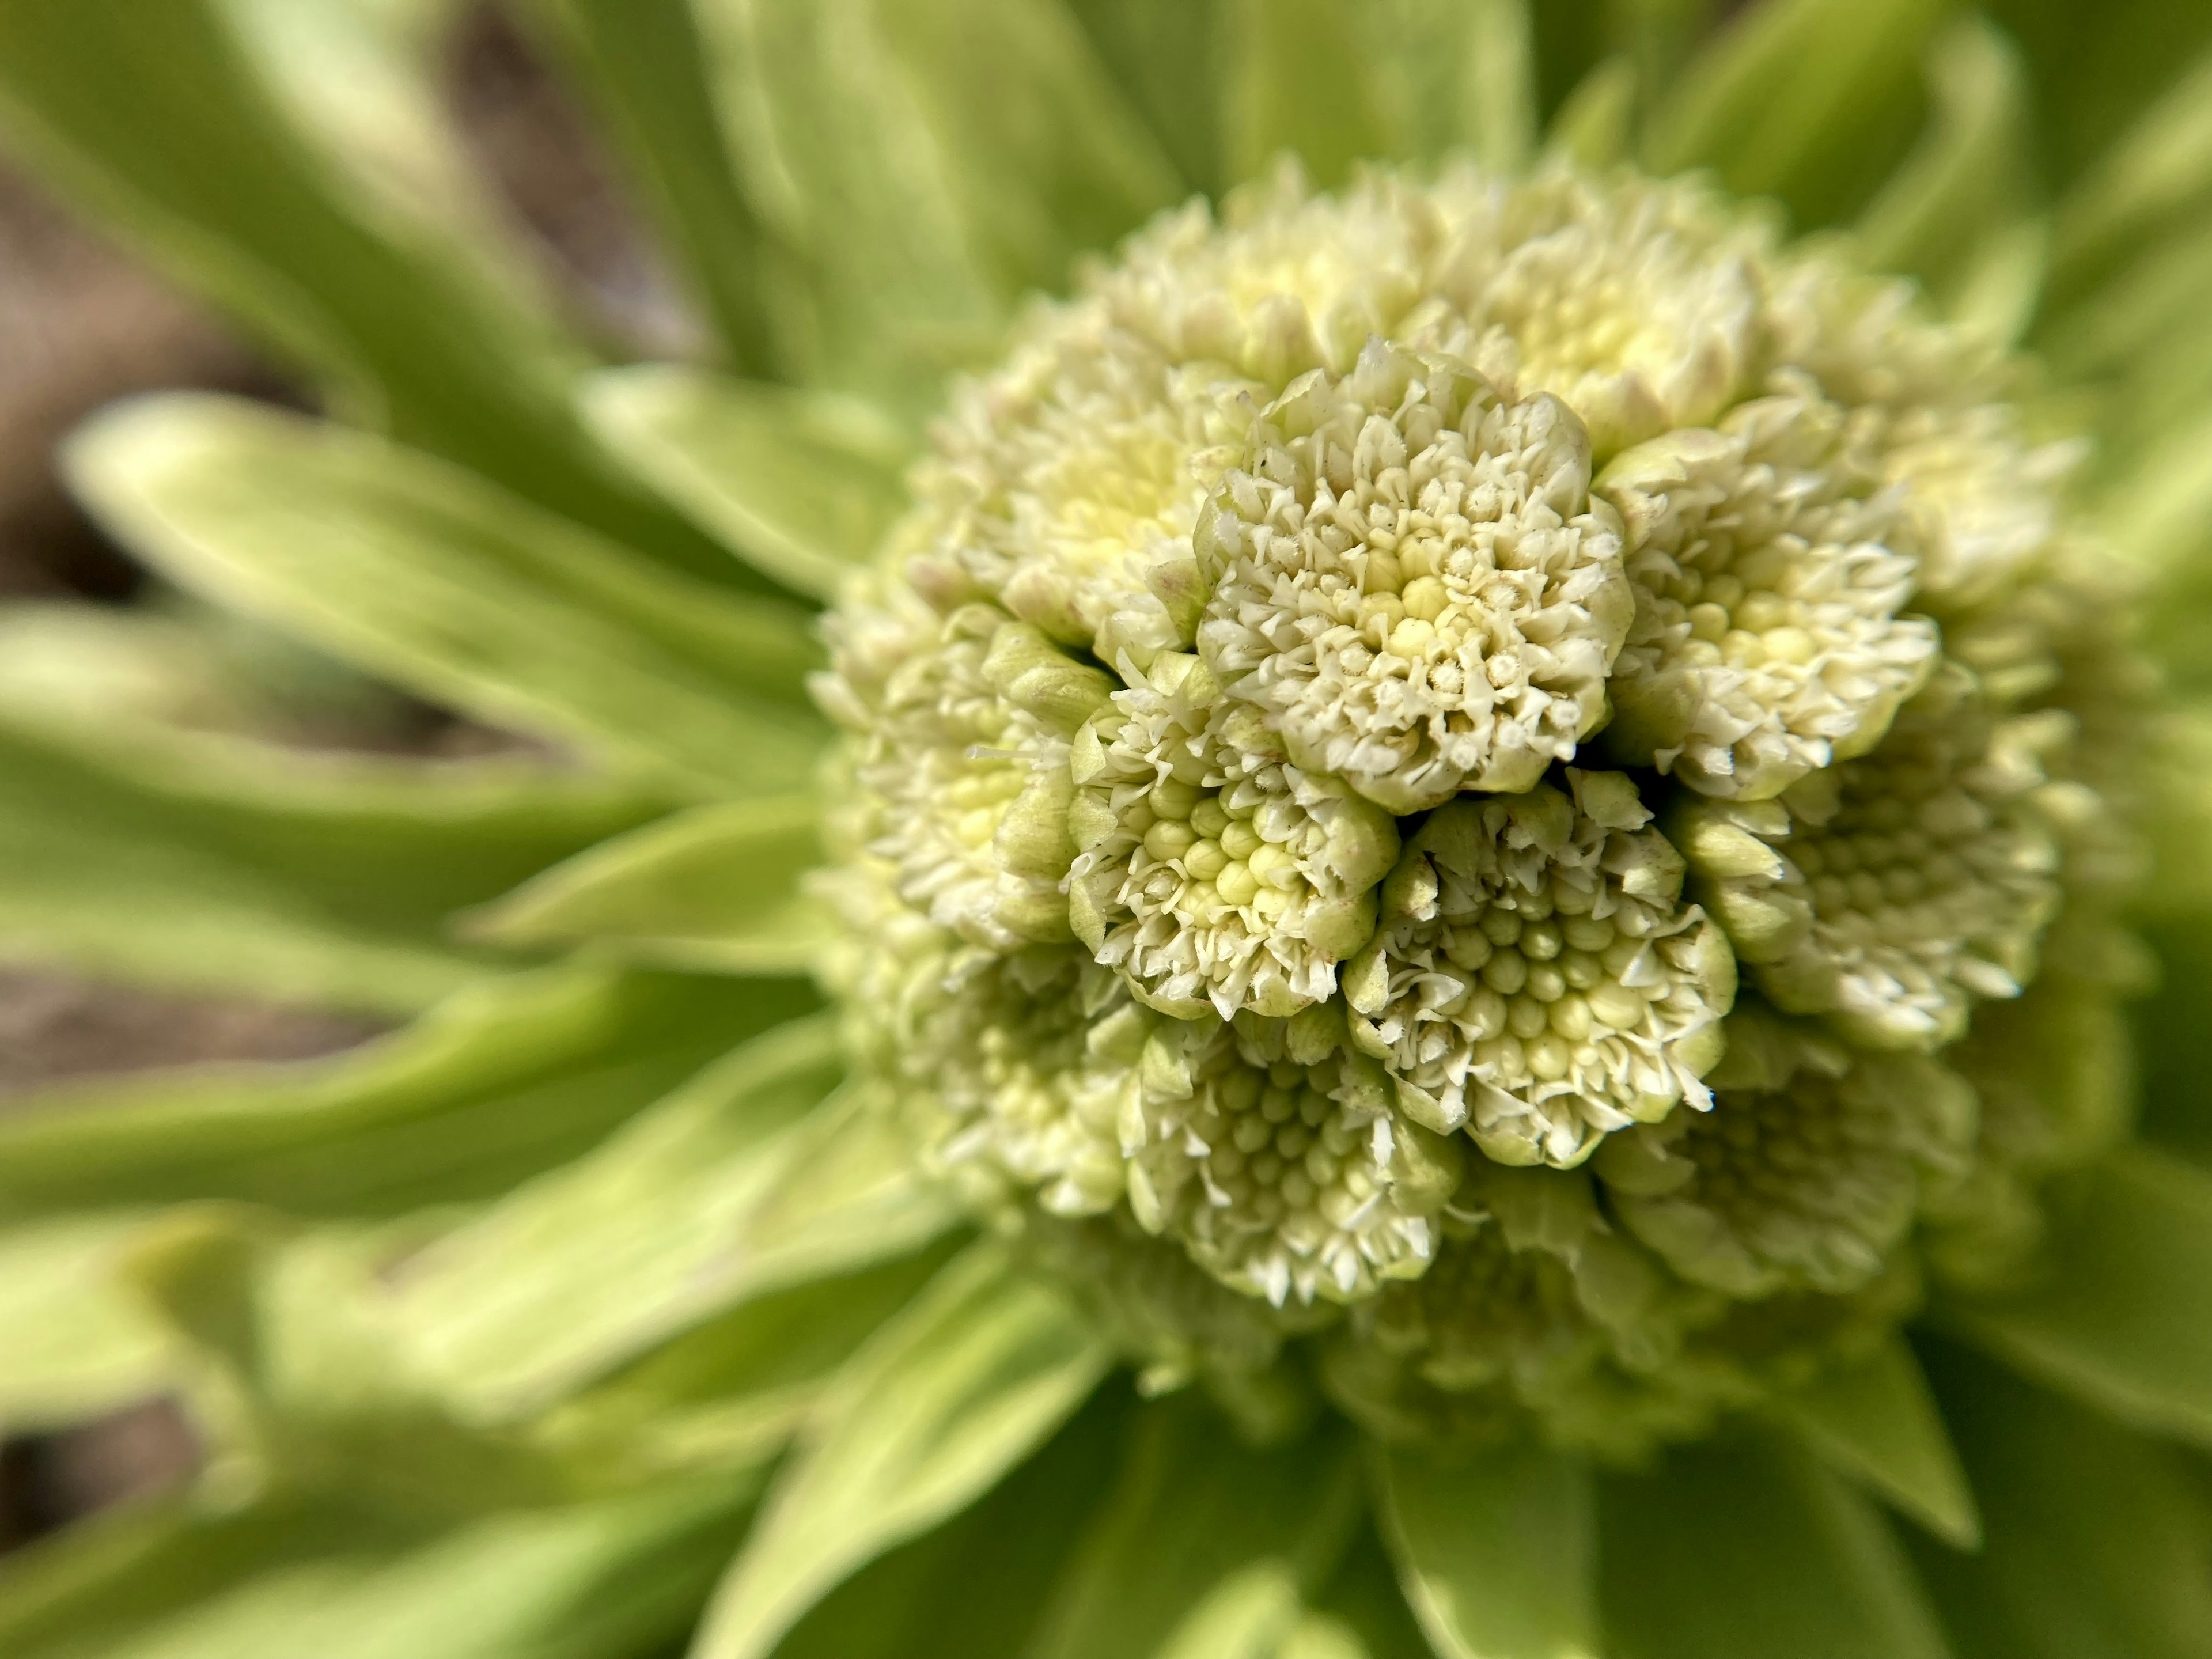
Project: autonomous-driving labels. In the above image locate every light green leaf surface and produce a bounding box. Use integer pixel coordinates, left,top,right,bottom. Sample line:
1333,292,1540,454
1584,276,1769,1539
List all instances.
0,1482,753,1659
1600,1433,1954,1659
69,395,830,797
519,0,781,373
773,1385,1127,1659
1031,1398,1360,1659
582,366,908,601
0,0,740,582
691,1244,1111,1659
872,0,1183,298
1065,0,1224,195
468,793,830,974
1368,0,1536,173
1855,16,2039,325
0,1213,179,1434
1912,1343,2212,1659
1373,1440,1597,1659
1546,56,1640,169
0,964,810,1221
1770,1336,1980,1548
542,1248,958,1477
0,704,673,1013
1219,0,1391,190
1946,1146,2212,1447
1645,0,1950,229
694,0,1005,417
380,1020,955,1417
2047,46,2212,313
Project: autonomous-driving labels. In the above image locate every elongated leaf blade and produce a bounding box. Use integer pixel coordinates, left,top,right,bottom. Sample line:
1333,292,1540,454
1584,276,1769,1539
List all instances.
1770,1337,1980,1548
381,1021,955,1416
1599,1433,1954,1659
1373,1440,1597,1659
1945,1146,2212,1446
0,704,673,1012
691,1244,1111,1659
468,794,830,974
0,1214,179,1434
0,0,740,581
1911,1341,2212,1659
69,395,830,796
583,367,908,602
1031,1397,1360,1659
1645,0,1950,230
518,0,781,374
1219,0,1391,190
0,964,812,1221
1064,0,1226,197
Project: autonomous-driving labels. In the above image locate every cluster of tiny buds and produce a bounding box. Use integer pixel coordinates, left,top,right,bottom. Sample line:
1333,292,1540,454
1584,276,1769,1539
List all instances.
819,161,2132,1414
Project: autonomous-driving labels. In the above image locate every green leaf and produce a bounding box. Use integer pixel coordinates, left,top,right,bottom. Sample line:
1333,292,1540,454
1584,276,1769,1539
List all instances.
692,0,1005,418
1365,0,1537,173
541,1248,960,1476
1545,57,1641,169
0,1482,755,1659
1219,0,1392,191
68,395,831,797
0,0,740,582
1030,1397,1361,1659
582,366,909,602
2047,46,2212,314
0,702,673,1013
1855,16,2040,327
1065,0,1225,196
1644,0,1952,230
1979,0,2212,189
774,1384,1128,1659
1599,1433,1954,1659
1310,1527,1439,1659
380,1021,955,1417
517,0,781,374
467,793,830,974
1769,1336,1981,1548
871,0,1184,298
691,1244,1111,1659
0,1213,179,1434
1945,1146,2212,1447
0,964,810,1221
1910,1340,2212,1659
1372,1440,1597,1659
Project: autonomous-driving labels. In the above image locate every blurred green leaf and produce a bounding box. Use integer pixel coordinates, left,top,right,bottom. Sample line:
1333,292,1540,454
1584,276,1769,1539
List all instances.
2047,47,2212,314
0,704,673,1013
692,1244,1110,1659
1980,0,2212,188
1770,1337,1981,1548
873,0,1183,296
1946,1146,2212,1448
518,0,782,374
0,1481,754,1659
693,0,1005,418
379,1021,954,1418
1645,0,1952,230
1546,56,1641,169
0,0,744,583
468,793,831,974
774,1383,1128,1659
69,395,830,797
1367,0,1537,172
1219,0,1391,190
0,1213,179,1434
1372,1439,1597,1659
1912,1342,2212,1659
1600,1433,1953,1659
1031,1397,1359,1659
0,964,810,1220
1065,0,1225,196
582,366,909,602
1855,16,2041,332
541,1248,959,1477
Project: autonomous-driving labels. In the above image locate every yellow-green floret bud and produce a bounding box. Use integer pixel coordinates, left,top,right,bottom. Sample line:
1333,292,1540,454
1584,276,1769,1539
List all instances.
817,158,2147,1455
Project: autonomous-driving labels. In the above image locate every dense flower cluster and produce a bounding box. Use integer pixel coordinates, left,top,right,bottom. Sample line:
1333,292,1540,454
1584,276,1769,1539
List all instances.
819,163,2143,1451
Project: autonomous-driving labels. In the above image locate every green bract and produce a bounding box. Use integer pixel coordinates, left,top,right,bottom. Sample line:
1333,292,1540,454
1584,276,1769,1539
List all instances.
1,2,2211,1658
